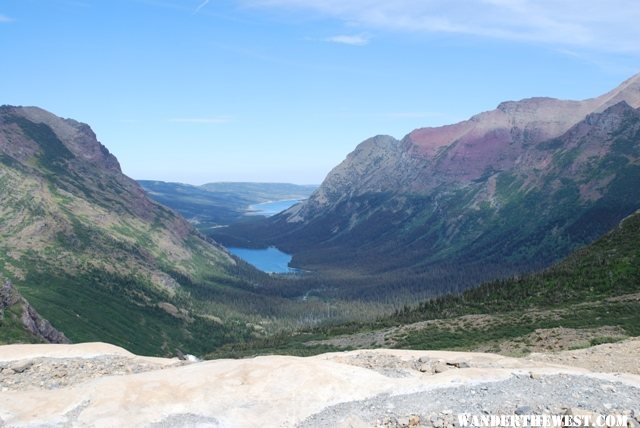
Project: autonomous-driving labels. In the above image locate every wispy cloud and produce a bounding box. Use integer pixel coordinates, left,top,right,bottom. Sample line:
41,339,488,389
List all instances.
0,14,13,23
169,116,233,124
243,0,640,54
323,34,370,46
194,0,210,13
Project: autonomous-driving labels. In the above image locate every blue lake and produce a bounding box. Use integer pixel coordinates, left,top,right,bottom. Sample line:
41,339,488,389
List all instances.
247,199,301,217
227,246,298,274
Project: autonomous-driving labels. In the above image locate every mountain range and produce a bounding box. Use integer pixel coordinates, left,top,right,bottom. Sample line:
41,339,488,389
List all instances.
214,73,640,299
2,73,639,356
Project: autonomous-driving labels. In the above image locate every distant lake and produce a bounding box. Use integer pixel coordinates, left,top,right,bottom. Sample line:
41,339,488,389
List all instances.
247,199,301,217
227,246,299,274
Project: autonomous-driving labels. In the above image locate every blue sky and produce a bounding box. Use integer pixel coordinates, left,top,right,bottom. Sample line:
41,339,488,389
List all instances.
1,0,639,184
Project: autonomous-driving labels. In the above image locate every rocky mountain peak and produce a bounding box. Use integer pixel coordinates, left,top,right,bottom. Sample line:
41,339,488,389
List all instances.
318,73,640,194
0,105,176,224
496,96,559,113
0,105,121,172
595,72,640,111
298,134,403,210
584,101,638,126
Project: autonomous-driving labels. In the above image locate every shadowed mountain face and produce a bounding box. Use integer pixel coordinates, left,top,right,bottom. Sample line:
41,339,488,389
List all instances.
214,74,640,298
0,106,268,355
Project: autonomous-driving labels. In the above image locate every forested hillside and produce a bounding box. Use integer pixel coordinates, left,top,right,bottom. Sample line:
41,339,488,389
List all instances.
209,209,640,358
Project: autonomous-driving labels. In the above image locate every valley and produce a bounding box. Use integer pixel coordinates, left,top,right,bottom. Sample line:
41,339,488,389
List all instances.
139,182,307,273
2,73,640,366
206,207,640,359
3,2,640,425
138,180,315,232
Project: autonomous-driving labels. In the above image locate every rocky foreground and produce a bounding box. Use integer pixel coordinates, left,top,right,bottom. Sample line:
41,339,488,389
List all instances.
1,341,639,427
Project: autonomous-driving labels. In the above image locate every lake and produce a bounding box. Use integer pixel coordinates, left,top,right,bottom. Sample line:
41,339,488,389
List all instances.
227,246,299,274
247,199,301,217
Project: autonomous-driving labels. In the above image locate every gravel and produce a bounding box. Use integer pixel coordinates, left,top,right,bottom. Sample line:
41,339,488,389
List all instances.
148,413,221,428
0,356,182,391
299,374,640,427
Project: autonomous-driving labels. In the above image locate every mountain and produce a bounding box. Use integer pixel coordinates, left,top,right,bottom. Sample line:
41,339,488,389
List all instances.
214,73,640,299
0,106,292,355
138,180,317,232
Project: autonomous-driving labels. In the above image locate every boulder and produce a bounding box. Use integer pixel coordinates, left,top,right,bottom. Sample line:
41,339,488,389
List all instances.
433,362,449,374
9,360,33,373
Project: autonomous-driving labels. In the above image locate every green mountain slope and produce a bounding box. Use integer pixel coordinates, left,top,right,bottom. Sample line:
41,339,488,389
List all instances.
0,276,70,345
0,106,293,355
395,209,640,321
378,208,640,353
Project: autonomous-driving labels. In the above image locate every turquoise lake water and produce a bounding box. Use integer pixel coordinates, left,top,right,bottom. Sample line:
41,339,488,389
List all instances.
247,199,301,216
227,246,298,274
229,199,303,272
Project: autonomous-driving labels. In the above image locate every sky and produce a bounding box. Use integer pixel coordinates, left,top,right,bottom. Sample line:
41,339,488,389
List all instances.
1,0,639,185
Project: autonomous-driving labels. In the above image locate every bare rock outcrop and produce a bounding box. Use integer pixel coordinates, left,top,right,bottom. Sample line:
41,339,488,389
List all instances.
0,279,70,344
1,342,639,427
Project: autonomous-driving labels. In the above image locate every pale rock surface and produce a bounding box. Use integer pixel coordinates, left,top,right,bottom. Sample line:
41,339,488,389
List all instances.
1,342,639,427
